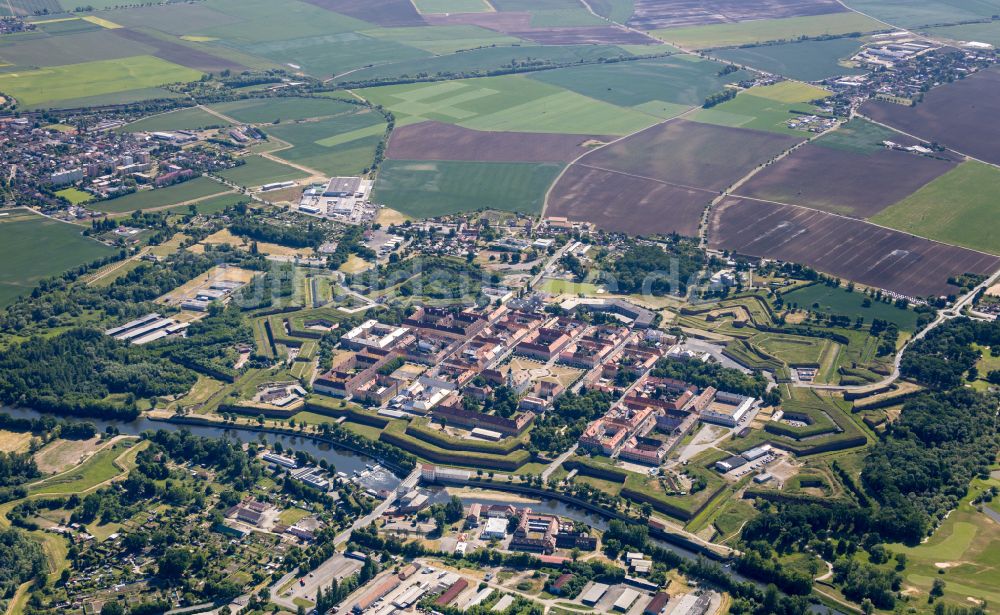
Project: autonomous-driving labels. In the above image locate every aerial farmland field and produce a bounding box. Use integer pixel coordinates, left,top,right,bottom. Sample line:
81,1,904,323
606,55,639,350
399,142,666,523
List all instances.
691,82,831,136
735,119,958,218
526,55,752,112
208,97,357,124
358,74,659,135
711,37,867,81
412,0,493,13
374,160,562,218
0,55,202,108
839,0,1000,28
0,209,114,306
870,161,1000,255
651,12,886,48
545,119,800,237
386,121,610,163
264,110,387,175
627,0,847,30
544,164,711,236
360,25,522,54
338,44,643,84
861,66,1000,165
708,197,1000,297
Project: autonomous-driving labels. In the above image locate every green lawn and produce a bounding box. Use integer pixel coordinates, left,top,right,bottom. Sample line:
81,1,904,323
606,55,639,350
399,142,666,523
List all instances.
712,37,867,82
0,209,114,307
781,282,919,330
752,332,833,366
373,160,562,218
652,12,885,49
0,55,202,108
123,107,231,132
216,156,308,188
91,177,229,214
870,161,1000,255
538,279,600,295
165,192,246,216
55,187,93,205
359,73,659,135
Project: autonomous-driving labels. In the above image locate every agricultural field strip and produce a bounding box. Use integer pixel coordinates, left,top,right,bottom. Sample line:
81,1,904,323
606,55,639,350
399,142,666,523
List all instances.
542,104,704,214
724,161,1000,256
727,176,1000,259
858,111,1000,173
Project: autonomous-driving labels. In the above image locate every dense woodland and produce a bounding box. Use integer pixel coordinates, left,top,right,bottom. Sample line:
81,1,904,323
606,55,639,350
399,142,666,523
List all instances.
0,329,195,419
0,528,46,607
601,239,706,296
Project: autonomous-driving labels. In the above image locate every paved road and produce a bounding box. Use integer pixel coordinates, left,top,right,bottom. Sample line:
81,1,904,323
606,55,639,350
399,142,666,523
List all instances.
541,444,577,482
800,267,1000,393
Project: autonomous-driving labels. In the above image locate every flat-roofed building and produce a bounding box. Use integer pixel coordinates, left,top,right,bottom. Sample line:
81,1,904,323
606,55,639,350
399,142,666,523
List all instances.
615,588,640,612
581,583,609,606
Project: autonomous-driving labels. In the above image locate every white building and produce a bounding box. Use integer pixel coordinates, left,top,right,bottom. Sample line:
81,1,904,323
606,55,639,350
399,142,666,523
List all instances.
481,517,508,540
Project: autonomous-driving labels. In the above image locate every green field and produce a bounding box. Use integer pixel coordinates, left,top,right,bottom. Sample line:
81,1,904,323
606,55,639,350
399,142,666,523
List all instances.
361,25,522,54
209,96,358,124
166,192,245,216
413,0,493,13
359,74,659,135
30,441,142,495
753,332,835,366
341,44,637,85
587,0,634,23
691,87,828,136
538,278,600,295
0,55,202,108
55,187,92,205
870,161,1000,255
230,31,431,79
712,37,867,82
216,156,308,188
813,117,900,154
652,13,886,49
886,472,1000,612
781,282,920,330
191,0,371,44
0,208,115,306
92,177,229,214
374,160,562,218
922,21,1000,46
265,111,386,176
841,0,1000,29
527,55,750,114
123,107,231,132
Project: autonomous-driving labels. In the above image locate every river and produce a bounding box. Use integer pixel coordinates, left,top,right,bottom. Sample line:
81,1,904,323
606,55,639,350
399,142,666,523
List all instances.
3,406,845,613
1,406,399,492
